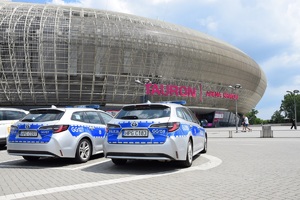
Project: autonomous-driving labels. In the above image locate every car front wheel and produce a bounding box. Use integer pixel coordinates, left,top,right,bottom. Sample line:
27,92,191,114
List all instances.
75,138,91,163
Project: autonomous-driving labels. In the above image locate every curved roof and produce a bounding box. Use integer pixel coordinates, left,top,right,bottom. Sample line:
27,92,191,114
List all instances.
0,2,267,114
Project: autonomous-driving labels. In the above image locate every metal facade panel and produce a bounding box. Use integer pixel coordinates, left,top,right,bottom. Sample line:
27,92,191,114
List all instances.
0,2,267,114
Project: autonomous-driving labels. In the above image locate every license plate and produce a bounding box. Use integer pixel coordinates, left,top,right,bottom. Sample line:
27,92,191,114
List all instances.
19,130,38,137
123,130,148,137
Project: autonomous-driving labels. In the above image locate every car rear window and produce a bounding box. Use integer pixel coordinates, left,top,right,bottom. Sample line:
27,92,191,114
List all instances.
0,110,26,120
21,109,64,122
116,105,170,119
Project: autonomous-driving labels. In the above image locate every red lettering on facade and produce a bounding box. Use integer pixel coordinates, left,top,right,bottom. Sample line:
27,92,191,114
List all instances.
144,84,238,101
145,84,152,95
151,84,160,95
179,86,187,97
169,85,178,96
188,87,196,97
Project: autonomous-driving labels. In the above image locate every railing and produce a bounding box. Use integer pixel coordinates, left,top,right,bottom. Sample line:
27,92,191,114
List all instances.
206,126,300,138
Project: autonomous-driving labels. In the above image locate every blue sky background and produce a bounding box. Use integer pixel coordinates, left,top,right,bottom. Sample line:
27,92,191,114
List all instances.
10,0,300,120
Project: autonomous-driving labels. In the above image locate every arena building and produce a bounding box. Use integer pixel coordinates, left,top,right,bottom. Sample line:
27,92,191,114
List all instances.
0,1,267,127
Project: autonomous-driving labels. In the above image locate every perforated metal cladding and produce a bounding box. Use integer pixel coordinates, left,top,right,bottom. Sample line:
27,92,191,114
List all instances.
0,2,266,114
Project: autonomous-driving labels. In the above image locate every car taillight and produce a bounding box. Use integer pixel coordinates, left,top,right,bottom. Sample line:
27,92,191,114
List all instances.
151,122,180,132
106,124,121,133
40,125,69,133
10,125,18,133
167,122,180,132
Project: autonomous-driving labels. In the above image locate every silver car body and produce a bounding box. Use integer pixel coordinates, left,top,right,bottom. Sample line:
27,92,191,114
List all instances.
104,101,207,164
0,108,28,147
7,107,112,161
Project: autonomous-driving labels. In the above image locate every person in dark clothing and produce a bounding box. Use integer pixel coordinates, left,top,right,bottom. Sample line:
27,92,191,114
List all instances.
291,119,296,129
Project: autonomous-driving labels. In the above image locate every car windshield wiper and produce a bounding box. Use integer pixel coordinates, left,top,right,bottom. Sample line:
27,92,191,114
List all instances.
121,116,138,119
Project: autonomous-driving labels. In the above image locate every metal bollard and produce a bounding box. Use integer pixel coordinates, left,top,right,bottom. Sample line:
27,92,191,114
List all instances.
229,130,232,138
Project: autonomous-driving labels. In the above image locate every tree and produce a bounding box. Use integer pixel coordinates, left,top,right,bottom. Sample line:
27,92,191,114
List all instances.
245,108,258,125
270,110,285,123
244,108,268,124
280,93,300,121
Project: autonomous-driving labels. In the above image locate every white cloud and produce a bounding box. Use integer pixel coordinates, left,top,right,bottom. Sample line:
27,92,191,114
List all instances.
293,75,300,85
198,16,218,32
262,53,300,72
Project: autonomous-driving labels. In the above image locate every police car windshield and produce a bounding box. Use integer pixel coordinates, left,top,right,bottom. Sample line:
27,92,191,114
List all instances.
21,110,64,122
116,104,170,120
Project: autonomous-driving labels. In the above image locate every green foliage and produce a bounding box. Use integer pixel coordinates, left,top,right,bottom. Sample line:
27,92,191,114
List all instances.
245,108,258,124
245,108,267,124
280,93,300,121
270,110,285,123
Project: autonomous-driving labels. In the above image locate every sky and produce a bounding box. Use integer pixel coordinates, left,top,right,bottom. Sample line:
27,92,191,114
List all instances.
9,0,300,120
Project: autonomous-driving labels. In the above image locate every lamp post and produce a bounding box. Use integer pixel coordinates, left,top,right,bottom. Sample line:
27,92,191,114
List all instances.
229,84,242,133
286,89,299,130
135,78,151,103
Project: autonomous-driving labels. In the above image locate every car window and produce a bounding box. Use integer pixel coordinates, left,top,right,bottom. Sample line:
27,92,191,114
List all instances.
186,108,200,124
86,111,102,124
181,108,194,122
176,108,185,119
116,105,170,119
3,110,26,120
176,107,193,122
98,112,113,124
71,112,83,122
71,111,90,123
0,110,26,120
21,110,64,122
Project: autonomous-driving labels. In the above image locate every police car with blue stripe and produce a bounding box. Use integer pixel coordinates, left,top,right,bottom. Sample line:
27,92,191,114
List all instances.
7,105,113,163
104,101,207,167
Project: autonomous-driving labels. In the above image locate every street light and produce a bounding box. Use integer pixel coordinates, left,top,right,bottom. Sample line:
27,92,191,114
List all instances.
135,78,152,102
229,84,242,133
286,89,299,129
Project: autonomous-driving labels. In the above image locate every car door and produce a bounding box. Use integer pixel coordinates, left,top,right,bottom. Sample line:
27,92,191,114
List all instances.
181,108,202,152
85,111,107,151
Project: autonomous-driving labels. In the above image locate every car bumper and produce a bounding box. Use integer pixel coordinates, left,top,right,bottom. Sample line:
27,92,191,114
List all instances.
104,136,189,161
0,137,6,145
7,132,77,158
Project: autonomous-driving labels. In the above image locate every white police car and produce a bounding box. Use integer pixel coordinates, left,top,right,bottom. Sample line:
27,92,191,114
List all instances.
7,105,113,163
0,108,28,148
104,101,207,167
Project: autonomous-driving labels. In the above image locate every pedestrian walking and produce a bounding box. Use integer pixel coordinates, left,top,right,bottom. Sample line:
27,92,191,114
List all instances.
290,118,296,129
242,115,252,132
241,116,246,132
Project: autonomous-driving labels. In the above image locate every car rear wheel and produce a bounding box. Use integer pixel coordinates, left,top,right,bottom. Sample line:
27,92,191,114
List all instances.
111,158,127,165
75,138,91,163
201,134,207,153
23,156,40,162
180,139,193,168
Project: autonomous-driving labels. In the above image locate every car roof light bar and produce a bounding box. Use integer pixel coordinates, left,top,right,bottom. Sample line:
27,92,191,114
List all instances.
158,100,186,105
66,104,101,109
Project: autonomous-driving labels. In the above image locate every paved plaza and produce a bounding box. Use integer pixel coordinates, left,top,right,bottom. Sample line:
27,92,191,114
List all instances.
0,125,299,200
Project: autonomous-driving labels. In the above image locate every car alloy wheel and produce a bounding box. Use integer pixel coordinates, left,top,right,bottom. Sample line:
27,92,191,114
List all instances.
180,139,193,168
75,138,91,163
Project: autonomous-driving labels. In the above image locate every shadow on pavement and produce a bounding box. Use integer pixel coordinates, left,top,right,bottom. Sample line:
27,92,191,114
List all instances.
0,153,105,169
82,154,204,175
